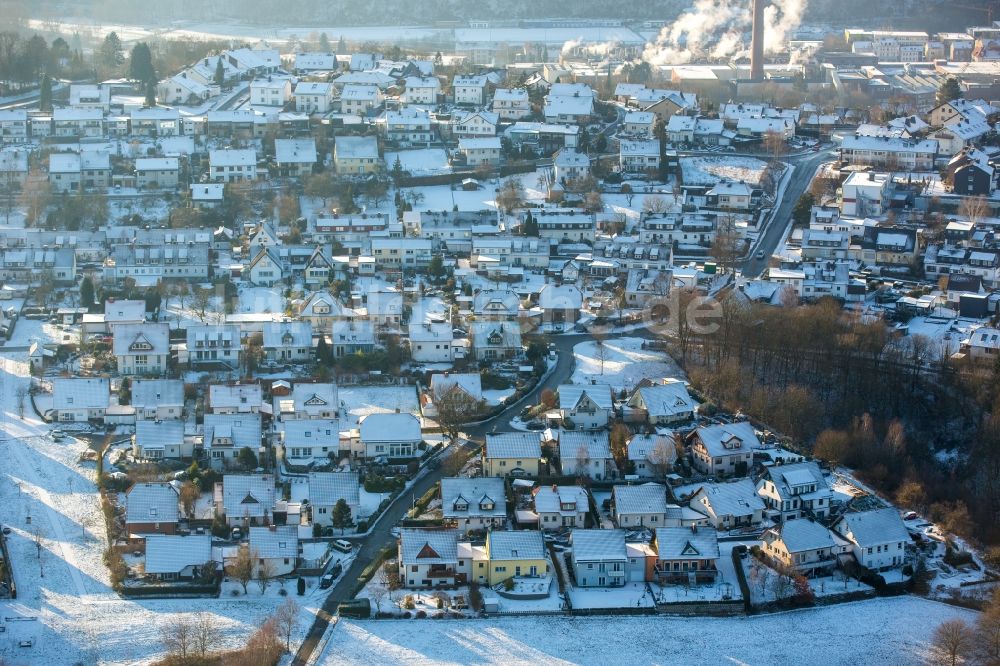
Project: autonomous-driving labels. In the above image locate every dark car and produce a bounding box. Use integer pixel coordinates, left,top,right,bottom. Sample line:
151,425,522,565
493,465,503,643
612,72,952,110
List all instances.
320,573,334,589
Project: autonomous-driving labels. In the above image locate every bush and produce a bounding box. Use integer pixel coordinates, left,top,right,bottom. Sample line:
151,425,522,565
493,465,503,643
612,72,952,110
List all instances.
416,610,427,619
503,577,515,592
279,587,288,596
403,595,416,609
297,577,306,596
356,519,368,532
944,546,974,568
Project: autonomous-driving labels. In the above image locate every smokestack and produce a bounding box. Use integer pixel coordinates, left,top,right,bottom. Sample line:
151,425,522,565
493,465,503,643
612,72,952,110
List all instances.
750,0,766,81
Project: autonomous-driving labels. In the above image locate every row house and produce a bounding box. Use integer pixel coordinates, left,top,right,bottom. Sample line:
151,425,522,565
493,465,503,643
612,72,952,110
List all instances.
49,151,111,193
104,241,211,282
838,135,938,171
53,107,104,137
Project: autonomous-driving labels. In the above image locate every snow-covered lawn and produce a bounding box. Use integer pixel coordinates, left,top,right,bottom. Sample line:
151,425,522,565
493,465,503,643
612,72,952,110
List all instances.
568,582,655,609
386,149,451,176
239,286,286,314
483,388,516,406
0,351,318,664
338,385,420,430
571,337,685,391
320,596,975,665
680,156,769,187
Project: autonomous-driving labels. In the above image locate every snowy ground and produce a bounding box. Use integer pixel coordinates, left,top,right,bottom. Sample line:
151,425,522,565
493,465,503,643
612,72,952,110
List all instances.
568,582,655,609
679,156,769,187
483,388,516,406
338,385,420,430
571,337,685,391
386,149,451,176
0,350,318,664
238,285,287,315
320,596,975,665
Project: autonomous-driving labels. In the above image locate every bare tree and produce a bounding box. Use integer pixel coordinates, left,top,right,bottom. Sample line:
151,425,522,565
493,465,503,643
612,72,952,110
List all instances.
193,612,222,658
933,618,974,666
648,436,677,477
574,444,592,481
191,286,213,324
959,195,989,227
160,616,195,663
256,556,276,593
228,546,256,594
369,580,389,613
179,481,200,519
592,331,607,376
432,386,485,441
273,598,300,651
15,385,28,419
642,195,670,215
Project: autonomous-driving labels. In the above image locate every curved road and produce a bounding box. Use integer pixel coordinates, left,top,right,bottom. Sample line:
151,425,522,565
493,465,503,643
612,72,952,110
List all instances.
290,331,590,665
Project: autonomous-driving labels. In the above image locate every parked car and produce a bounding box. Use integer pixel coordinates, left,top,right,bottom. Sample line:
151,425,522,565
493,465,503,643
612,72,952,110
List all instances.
320,573,334,589
332,539,353,553
231,527,243,541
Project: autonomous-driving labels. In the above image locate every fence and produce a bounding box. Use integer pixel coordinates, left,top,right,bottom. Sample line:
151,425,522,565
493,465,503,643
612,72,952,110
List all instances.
0,529,16,599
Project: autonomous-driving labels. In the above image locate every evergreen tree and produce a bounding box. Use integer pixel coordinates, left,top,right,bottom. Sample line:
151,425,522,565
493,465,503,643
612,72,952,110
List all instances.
237,446,258,471
39,75,53,113
79,276,95,310
127,42,156,87
331,498,353,534
792,192,815,226
316,335,333,366
214,58,225,86
319,32,331,52
523,210,538,237
144,80,156,107
98,32,123,72
337,36,346,54
936,77,963,106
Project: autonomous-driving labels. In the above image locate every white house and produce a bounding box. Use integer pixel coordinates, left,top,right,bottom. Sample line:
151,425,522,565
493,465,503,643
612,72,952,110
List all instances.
220,474,276,527
571,529,626,587
274,139,317,178
51,377,109,422
308,471,361,526
757,461,835,522
113,323,170,376
359,412,422,459
262,321,313,363
620,139,660,174
131,379,184,421
553,148,591,184
458,137,502,166
409,322,454,363
276,382,340,420
132,420,187,460
204,415,263,467
293,82,335,113
557,384,612,430
135,158,180,190
686,479,766,530
340,84,384,115
250,76,293,107
689,421,758,477
398,527,461,588
279,419,341,464
761,519,847,575
556,431,615,481
145,535,213,580
832,508,909,571
208,384,264,414
627,433,677,479
613,483,668,528
403,76,441,104
248,525,299,576
532,485,589,529
453,74,489,105
624,380,696,426
187,325,241,370
492,88,531,120
209,149,258,183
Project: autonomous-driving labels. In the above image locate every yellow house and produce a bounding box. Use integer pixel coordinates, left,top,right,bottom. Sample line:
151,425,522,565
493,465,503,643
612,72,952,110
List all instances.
485,531,549,586
483,432,541,477
333,135,381,175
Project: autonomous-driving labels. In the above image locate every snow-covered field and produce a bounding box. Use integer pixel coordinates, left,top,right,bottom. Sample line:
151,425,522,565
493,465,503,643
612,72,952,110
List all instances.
0,350,318,664
321,596,974,665
571,337,685,391
680,156,769,187
386,149,451,176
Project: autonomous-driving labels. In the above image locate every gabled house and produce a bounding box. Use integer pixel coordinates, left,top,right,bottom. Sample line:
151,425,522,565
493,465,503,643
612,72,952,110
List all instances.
145,535,213,581
686,479,766,530
131,379,184,421
483,432,541,477
471,322,522,361
132,420,187,460
756,461,835,522
570,529,627,587
556,431,615,481
441,477,507,534
532,485,589,529
689,421,758,477
398,527,462,588
262,321,313,363
276,382,340,420
473,289,520,320
359,412,422,459
624,380,696,426
651,526,720,584
308,471,361,526
293,82,335,113
831,508,909,571
51,377,109,422
209,149,258,183
248,525,299,576
298,291,345,326
246,248,284,286
613,483,668,528
203,414,263,467
274,138,318,178
761,519,846,575
279,419,341,464
538,284,583,325
125,482,180,536
113,323,170,376
627,433,677,479
408,322,454,363
219,474,276,527
485,531,548,585
557,384,613,430
492,88,531,120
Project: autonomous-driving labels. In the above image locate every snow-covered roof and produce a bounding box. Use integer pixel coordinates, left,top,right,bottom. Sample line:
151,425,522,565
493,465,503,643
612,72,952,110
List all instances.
335,135,379,160
341,84,381,101
630,381,695,419
282,418,341,447
125,482,179,525
625,111,655,125
471,321,522,349
571,528,627,562
620,139,659,156
488,531,544,560
359,412,421,442
274,138,318,164
145,535,212,574
209,383,263,410
558,384,613,411
654,526,720,560
204,414,262,450
768,519,836,553
132,379,184,408
294,81,334,96
222,475,276,520
249,525,298,560
441,477,507,519
485,432,541,460
614,483,667,516
694,421,760,458
834,507,910,547
307,471,360,507
493,88,528,102
841,135,937,154
135,157,179,172
538,283,583,310
134,420,184,452
289,382,339,413
627,433,676,465
430,372,482,401
209,148,256,167
473,289,519,315
691,479,765,517
557,431,612,462
554,148,590,167
52,377,109,410
190,183,225,201
399,527,459,565
533,485,588,515
262,321,312,349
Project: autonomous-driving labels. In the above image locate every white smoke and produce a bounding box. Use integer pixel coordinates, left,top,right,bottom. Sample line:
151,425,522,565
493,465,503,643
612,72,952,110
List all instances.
642,0,806,66
561,38,623,58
